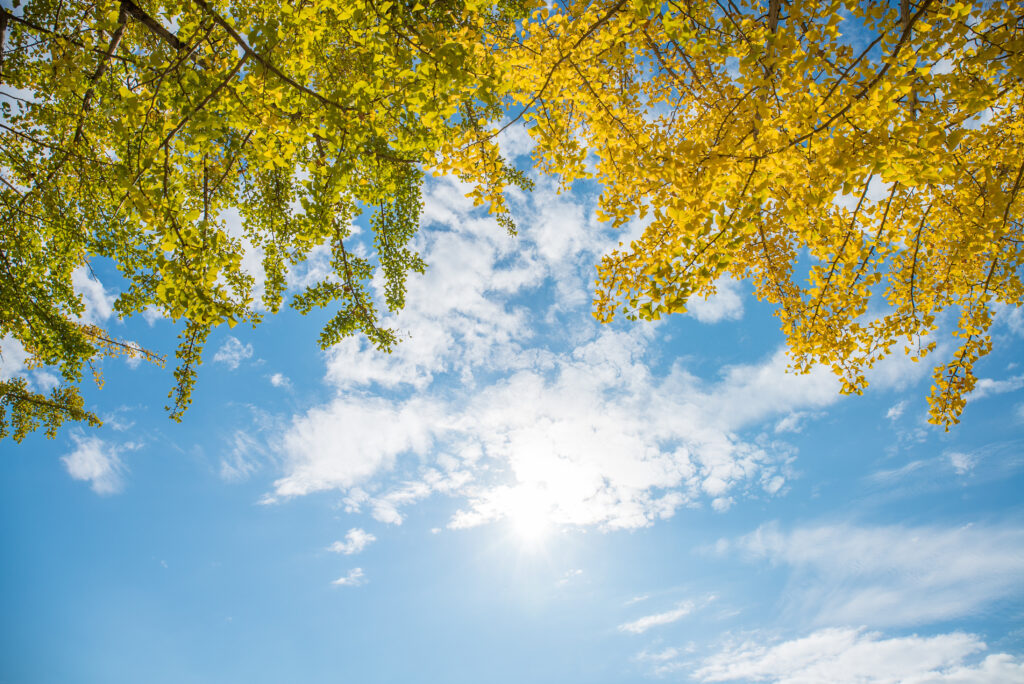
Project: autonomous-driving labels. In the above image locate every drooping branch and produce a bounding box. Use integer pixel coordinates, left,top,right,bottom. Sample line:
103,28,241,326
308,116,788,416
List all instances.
121,0,188,50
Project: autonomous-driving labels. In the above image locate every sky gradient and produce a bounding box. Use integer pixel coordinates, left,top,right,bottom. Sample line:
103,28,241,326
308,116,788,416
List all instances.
2,127,1024,683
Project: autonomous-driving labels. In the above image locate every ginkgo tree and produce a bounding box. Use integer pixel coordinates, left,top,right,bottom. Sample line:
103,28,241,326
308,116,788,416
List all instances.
0,0,530,441
506,0,1023,426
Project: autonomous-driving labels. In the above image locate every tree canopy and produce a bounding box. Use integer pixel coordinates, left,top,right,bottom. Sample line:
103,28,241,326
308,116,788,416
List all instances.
2,0,1021,441
0,0,528,440
508,0,1023,427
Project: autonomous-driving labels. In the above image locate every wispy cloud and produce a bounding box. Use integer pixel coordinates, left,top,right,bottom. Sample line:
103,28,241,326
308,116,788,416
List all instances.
970,374,1024,401
725,521,1024,627
213,336,253,370
885,400,906,421
557,568,583,586
694,628,1024,683
619,601,696,634
328,528,376,555
219,430,264,482
949,451,977,476
331,568,366,587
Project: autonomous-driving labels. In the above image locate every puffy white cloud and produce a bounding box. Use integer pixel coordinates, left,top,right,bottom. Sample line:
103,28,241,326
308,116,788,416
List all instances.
272,396,440,498
269,372,291,388
328,528,376,555
687,277,745,324
71,266,115,324
213,336,254,370
331,567,366,586
725,522,1024,627
0,335,29,381
694,628,1024,684
62,433,127,495
268,174,851,531
619,601,696,634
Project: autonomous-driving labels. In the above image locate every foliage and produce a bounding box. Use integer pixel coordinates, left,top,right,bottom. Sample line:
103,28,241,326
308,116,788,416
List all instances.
507,0,1023,427
0,0,530,440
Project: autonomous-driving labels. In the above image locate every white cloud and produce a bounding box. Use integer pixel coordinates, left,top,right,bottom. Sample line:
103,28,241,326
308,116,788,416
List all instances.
868,459,927,485
71,266,116,324
636,646,681,662
62,433,127,495
269,372,291,388
331,567,366,586
212,336,253,370
272,396,440,498
970,374,1024,401
219,430,263,482
269,175,852,532
328,528,376,555
687,277,744,324
0,334,29,381
557,568,583,585
949,452,976,476
999,304,1023,336
142,305,164,325
635,646,689,676
694,628,1024,683
727,521,1024,627
774,411,815,434
619,601,696,634
886,400,906,421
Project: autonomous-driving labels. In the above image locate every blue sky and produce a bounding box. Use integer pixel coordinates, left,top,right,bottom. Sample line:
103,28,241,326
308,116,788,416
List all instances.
3,126,1024,683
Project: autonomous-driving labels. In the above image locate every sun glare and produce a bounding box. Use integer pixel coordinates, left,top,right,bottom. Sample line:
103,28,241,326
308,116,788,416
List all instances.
508,504,552,546
503,487,554,548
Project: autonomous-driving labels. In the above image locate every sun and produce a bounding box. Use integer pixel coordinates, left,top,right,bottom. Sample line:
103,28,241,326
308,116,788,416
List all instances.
501,485,555,549
507,503,552,547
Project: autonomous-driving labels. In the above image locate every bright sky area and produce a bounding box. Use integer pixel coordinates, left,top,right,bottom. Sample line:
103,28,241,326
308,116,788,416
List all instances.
2,125,1024,683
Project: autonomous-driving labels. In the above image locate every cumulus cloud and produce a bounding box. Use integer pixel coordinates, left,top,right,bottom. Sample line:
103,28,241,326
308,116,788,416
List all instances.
328,528,376,555
62,433,127,495
269,373,291,389
331,568,366,586
724,521,1024,627
71,266,116,324
272,396,440,498
619,601,696,634
687,277,745,324
267,174,849,532
694,628,1024,683
213,336,253,370
0,335,29,381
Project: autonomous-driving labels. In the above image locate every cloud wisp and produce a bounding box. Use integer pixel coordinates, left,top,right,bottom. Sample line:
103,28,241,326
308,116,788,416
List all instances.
694,628,1024,683
723,521,1024,627
619,601,697,634
331,568,366,587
